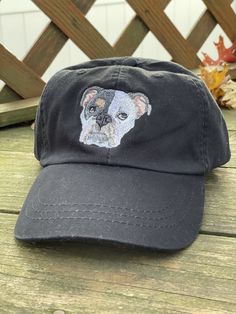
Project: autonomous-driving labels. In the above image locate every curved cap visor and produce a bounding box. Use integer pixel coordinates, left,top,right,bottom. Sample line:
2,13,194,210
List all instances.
15,164,204,250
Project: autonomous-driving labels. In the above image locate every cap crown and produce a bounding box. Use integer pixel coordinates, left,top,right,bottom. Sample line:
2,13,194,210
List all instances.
35,57,230,175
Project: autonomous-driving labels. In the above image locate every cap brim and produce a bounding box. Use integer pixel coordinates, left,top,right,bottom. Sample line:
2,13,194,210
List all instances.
15,163,204,251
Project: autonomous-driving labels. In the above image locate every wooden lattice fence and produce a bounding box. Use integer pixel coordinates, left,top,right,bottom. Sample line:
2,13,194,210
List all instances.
0,0,236,127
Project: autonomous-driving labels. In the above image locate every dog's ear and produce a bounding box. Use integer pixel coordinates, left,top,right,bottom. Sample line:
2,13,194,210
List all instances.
81,86,102,107
129,93,152,119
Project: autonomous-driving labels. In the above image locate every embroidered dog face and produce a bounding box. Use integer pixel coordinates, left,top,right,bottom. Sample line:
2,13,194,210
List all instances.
79,86,152,148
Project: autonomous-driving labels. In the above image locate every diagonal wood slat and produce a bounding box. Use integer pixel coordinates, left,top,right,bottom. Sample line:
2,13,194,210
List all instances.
0,0,236,128
114,15,149,57
1,0,235,104
0,24,66,104
114,0,170,56
0,0,95,104
115,0,234,62
32,0,115,59
187,9,218,51
23,0,95,74
187,0,234,51
127,0,200,68
202,0,236,41
0,44,45,98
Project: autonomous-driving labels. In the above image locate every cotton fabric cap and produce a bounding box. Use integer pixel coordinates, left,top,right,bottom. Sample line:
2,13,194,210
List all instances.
14,57,231,250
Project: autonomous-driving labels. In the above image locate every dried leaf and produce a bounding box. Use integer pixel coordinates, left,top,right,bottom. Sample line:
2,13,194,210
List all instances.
202,35,236,66
200,63,229,91
199,63,236,109
220,80,236,109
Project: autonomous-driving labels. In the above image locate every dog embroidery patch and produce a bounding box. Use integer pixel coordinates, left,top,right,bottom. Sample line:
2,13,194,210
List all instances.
79,86,152,148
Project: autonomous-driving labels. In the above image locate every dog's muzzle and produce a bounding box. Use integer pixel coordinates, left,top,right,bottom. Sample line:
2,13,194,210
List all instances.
96,113,112,129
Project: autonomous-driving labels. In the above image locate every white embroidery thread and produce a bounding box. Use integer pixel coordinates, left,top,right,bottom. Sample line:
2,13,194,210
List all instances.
79,86,152,148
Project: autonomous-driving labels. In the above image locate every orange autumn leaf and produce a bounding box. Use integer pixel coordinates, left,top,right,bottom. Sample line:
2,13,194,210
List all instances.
200,64,229,91
202,35,236,65
199,63,236,109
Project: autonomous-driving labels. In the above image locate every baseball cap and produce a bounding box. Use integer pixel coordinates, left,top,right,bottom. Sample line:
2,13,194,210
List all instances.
14,57,230,250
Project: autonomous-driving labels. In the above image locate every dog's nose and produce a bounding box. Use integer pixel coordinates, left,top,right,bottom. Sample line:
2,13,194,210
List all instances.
96,113,112,128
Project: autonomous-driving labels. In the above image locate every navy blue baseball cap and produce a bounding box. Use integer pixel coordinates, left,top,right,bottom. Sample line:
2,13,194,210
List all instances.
14,57,230,250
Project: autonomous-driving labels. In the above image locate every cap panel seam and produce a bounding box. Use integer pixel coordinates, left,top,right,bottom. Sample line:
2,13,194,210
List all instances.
33,103,41,159
196,80,209,173
40,84,51,158
106,65,122,164
41,160,205,175
190,78,208,173
35,84,50,160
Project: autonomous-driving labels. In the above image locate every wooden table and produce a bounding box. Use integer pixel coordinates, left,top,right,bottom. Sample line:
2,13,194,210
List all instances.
0,109,236,313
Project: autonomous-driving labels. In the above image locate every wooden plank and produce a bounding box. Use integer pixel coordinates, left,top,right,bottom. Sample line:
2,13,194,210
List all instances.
0,212,236,312
114,0,170,56
222,108,236,131
226,130,236,168
228,63,236,80
202,0,236,42
32,0,115,59
0,45,45,98
0,86,22,105
23,23,67,79
0,24,66,104
0,152,39,214
0,125,235,236
114,15,149,56
127,0,200,68
23,0,95,74
203,167,236,235
0,0,95,104
187,0,234,51
0,125,35,153
0,97,39,128
187,8,217,51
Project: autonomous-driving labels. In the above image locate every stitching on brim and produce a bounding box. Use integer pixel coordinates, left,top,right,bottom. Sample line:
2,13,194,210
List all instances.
34,181,181,214
24,187,192,229
25,216,184,229
29,205,174,222
23,183,195,230
33,200,169,214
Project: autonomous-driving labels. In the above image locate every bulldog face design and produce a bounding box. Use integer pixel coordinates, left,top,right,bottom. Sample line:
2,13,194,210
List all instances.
79,86,152,148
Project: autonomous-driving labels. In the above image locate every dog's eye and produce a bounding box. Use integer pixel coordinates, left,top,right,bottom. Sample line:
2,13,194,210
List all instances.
89,106,97,113
117,112,128,120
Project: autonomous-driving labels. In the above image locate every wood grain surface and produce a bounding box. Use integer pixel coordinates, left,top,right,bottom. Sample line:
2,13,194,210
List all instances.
32,0,115,59
0,213,236,313
127,0,200,68
0,109,235,313
0,0,95,104
0,97,39,127
202,0,236,41
0,45,45,98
